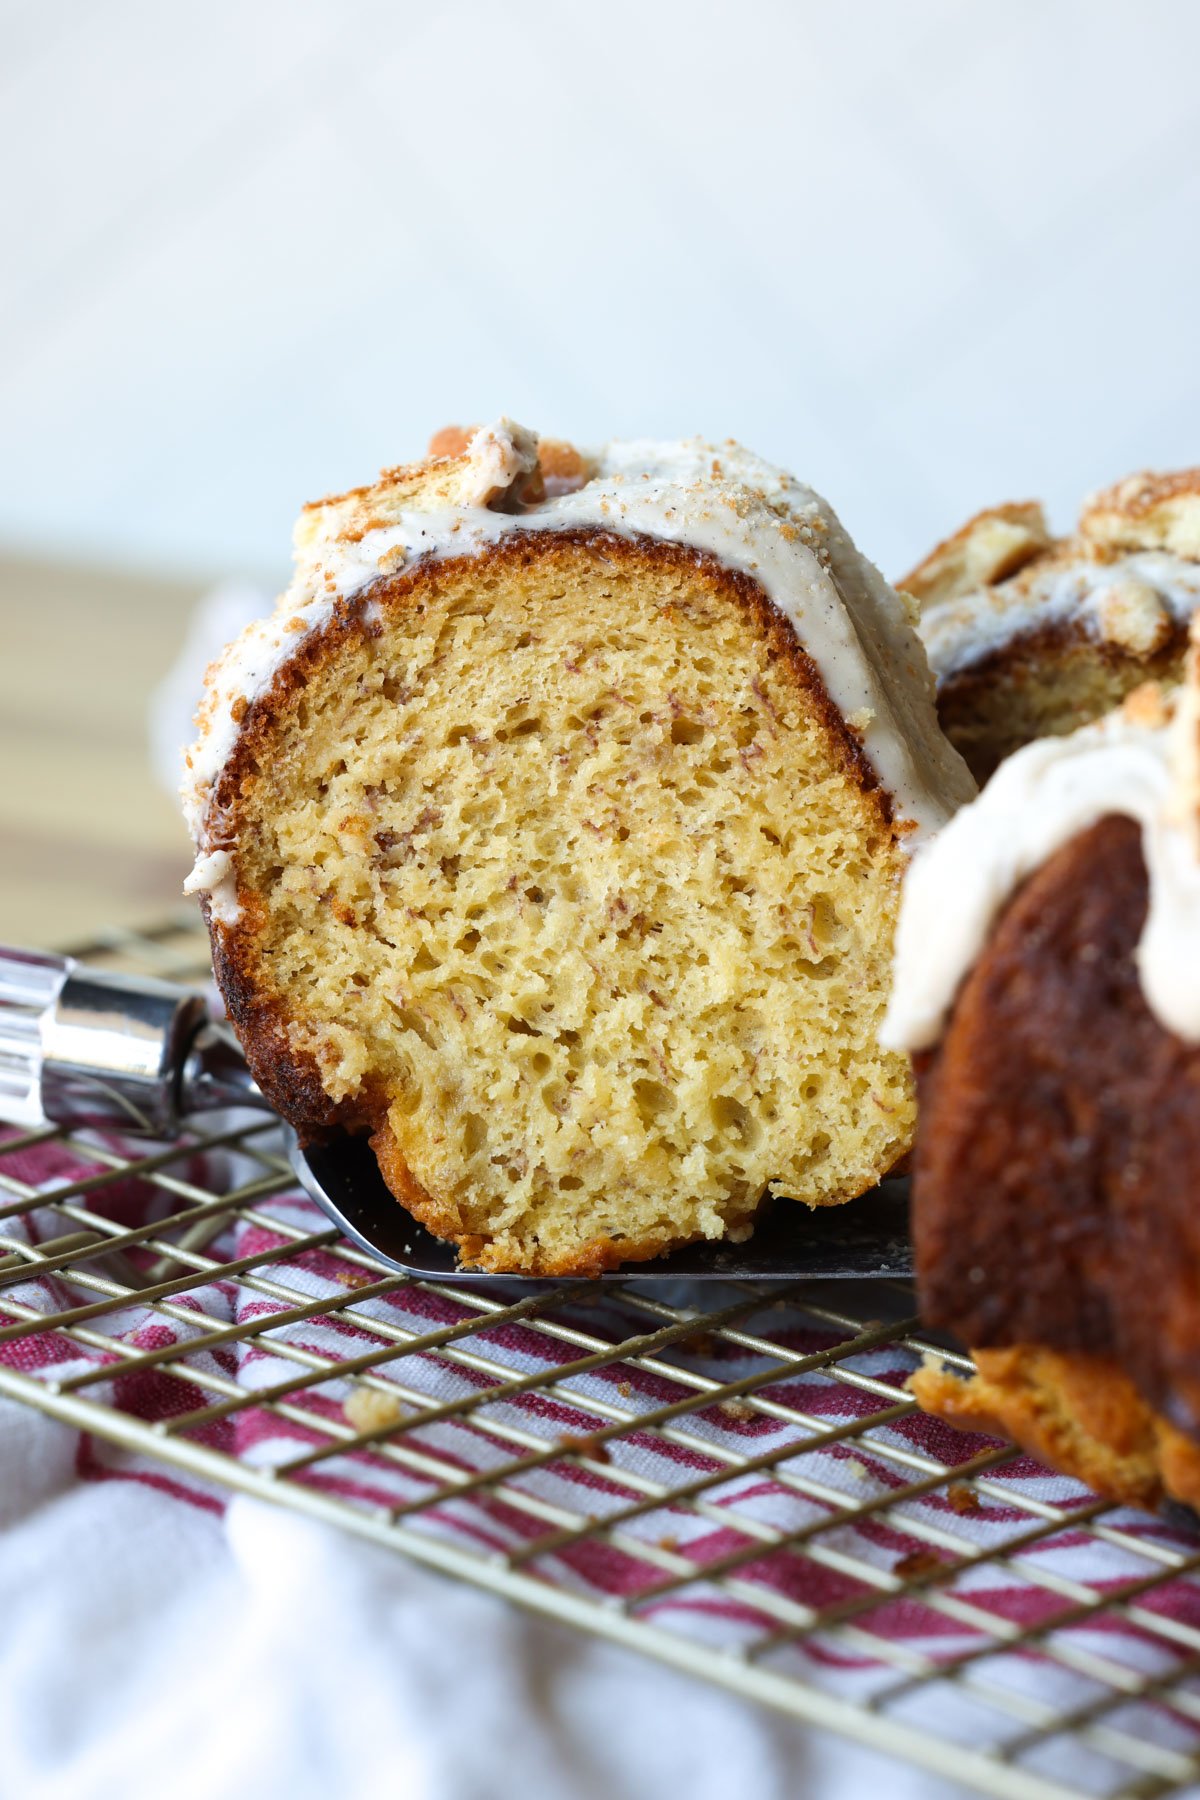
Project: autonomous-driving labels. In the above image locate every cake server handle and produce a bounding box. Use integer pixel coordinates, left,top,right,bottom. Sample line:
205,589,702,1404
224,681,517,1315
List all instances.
0,946,268,1136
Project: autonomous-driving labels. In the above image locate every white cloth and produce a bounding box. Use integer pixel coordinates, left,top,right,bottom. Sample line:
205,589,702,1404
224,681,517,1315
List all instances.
0,1393,973,1800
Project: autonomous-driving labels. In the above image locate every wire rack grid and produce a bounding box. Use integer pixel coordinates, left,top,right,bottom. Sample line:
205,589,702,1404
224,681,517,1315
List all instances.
3,915,1200,1800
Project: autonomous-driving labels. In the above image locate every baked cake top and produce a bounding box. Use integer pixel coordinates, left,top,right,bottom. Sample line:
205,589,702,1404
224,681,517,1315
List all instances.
901,468,1200,683
883,618,1200,1053
183,421,973,915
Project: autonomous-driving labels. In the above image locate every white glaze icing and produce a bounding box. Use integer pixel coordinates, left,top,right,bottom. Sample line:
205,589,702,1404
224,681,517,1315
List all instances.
182,849,238,923
183,421,974,911
921,548,1200,683
882,688,1200,1050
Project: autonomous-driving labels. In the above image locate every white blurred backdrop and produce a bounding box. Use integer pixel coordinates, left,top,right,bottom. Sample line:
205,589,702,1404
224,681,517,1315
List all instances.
2,0,1199,585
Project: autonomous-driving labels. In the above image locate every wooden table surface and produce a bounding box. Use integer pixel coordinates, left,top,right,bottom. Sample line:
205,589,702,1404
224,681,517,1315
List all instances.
1,553,208,948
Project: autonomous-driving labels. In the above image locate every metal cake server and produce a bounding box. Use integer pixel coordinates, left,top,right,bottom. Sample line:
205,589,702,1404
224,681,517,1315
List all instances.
0,947,912,1282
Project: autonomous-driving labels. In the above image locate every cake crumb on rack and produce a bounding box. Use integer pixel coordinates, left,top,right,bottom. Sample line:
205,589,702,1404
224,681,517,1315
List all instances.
345,1387,406,1433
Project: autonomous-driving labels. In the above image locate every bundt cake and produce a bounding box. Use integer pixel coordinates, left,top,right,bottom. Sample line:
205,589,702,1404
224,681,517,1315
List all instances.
883,625,1200,1509
183,420,972,1275
900,469,1200,785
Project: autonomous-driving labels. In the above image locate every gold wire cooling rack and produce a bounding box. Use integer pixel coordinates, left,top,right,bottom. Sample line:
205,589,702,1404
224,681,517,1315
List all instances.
4,915,1200,1800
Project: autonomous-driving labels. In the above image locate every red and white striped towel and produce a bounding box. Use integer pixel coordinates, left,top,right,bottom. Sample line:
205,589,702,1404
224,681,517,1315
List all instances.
1,1126,1196,1800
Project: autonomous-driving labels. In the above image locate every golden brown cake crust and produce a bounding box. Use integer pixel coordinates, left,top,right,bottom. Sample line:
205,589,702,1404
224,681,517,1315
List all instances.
368,1117,741,1277
908,471,1200,783
912,814,1200,1448
898,502,1051,612
911,1348,1200,1512
205,528,900,1275
934,617,1193,784
1080,467,1200,556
